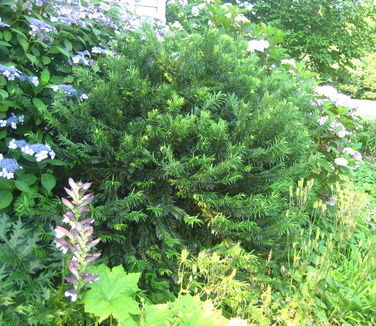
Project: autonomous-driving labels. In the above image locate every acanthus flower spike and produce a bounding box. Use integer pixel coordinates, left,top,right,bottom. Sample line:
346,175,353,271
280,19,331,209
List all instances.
54,178,100,302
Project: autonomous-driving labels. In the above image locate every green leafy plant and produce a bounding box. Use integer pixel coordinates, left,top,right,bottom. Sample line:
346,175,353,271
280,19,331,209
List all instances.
46,23,321,299
83,264,141,326
0,214,57,325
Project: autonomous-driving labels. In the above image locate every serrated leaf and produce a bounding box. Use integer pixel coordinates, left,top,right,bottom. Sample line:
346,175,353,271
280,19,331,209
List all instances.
41,173,56,192
83,264,141,324
142,295,233,326
0,190,13,209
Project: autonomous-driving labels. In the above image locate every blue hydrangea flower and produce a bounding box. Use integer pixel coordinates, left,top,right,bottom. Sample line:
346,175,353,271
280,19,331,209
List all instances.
0,157,22,179
0,114,25,129
29,17,57,42
0,64,22,81
0,18,10,28
92,47,113,55
52,84,79,96
72,50,93,65
8,139,55,161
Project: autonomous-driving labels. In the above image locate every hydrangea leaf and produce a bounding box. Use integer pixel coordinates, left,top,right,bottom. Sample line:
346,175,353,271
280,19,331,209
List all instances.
0,190,12,209
41,173,56,192
83,264,141,325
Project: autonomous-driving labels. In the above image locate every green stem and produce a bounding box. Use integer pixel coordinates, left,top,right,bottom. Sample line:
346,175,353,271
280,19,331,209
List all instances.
110,314,113,326
56,255,71,305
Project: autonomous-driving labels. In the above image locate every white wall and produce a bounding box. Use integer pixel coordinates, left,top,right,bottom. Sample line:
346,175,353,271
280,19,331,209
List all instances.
132,0,167,23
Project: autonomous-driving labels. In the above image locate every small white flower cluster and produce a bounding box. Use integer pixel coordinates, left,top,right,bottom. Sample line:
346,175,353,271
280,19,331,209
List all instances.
0,114,24,129
247,39,270,52
8,139,55,161
315,85,354,108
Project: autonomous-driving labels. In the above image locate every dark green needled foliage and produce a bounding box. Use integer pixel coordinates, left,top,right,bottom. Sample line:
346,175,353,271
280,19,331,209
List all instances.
48,28,318,296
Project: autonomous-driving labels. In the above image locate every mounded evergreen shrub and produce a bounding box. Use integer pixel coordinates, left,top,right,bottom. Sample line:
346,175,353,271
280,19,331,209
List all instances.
48,28,318,289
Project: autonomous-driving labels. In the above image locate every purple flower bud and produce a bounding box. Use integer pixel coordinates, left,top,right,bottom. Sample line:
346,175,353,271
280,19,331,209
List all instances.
81,218,95,225
54,237,72,254
82,273,100,283
85,253,101,262
62,197,74,209
69,260,79,278
65,277,78,284
55,225,71,238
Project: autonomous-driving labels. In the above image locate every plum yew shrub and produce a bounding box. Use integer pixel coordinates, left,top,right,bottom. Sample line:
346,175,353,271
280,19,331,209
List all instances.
48,27,319,294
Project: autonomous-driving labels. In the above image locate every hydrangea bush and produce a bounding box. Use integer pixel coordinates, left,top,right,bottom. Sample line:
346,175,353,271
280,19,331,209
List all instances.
0,0,169,211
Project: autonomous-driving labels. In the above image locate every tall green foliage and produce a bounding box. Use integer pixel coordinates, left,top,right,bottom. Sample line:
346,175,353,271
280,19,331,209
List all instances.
240,0,376,82
47,27,318,294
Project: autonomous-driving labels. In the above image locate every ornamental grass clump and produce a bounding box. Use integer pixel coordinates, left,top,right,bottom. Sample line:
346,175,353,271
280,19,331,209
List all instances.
54,178,101,302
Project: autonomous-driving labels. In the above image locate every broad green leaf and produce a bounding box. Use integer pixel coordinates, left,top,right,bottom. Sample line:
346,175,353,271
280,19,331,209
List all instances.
19,174,37,186
16,35,29,52
41,173,56,192
83,264,141,325
0,129,7,139
32,98,47,115
56,46,71,57
26,53,39,65
15,180,33,194
3,30,12,42
41,69,50,85
0,41,11,47
0,190,13,209
42,56,51,65
0,89,8,99
0,178,12,190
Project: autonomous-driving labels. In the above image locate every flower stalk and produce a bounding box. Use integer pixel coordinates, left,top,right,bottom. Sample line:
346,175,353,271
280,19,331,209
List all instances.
54,178,101,302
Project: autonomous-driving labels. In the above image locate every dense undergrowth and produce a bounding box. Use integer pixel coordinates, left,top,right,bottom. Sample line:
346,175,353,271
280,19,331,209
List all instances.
0,0,375,325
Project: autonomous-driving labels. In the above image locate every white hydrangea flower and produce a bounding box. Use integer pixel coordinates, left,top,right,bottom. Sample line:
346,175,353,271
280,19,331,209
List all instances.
191,6,200,17
315,85,338,99
247,39,270,52
281,59,296,68
343,147,355,156
317,115,329,126
334,157,348,167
